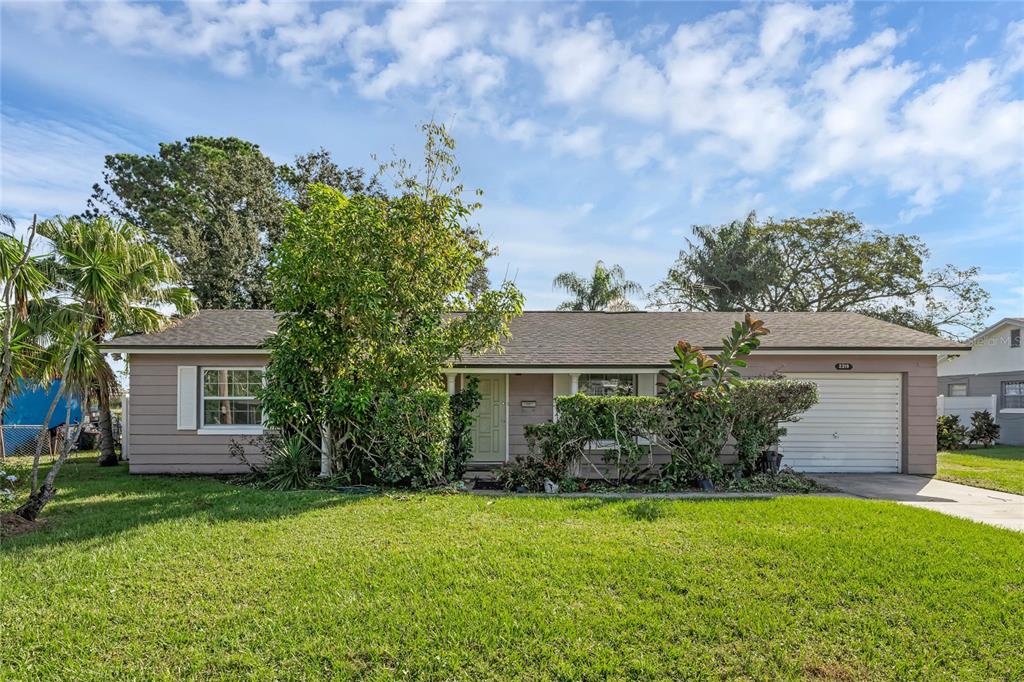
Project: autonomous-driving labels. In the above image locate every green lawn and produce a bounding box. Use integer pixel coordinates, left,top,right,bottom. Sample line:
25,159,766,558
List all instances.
937,445,1024,495
1,457,1022,680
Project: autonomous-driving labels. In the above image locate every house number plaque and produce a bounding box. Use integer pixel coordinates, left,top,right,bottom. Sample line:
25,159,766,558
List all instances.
835,363,853,370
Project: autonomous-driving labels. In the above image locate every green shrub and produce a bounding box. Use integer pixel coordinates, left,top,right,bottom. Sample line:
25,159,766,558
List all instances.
731,379,818,475
554,394,664,484
229,434,317,490
355,390,452,487
968,410,1000,447
497,422,581,491
447,376,481,480
937,415,969,450
263,435,318,490
659,314,769,485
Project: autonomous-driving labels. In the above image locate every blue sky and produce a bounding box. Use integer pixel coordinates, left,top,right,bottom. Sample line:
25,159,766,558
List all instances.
2,1,1022,321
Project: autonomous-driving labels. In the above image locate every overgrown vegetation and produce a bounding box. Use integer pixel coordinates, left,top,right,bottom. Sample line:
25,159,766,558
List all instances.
731,378,819,475
499,319,820,492
447,376,482,480
258,123,523,488
658,314,770,486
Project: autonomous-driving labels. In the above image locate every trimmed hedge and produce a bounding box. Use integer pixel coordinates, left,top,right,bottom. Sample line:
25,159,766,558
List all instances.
731,379,819,475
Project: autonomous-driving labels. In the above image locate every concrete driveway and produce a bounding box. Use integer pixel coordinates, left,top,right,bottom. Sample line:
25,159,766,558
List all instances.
810,474,1024,532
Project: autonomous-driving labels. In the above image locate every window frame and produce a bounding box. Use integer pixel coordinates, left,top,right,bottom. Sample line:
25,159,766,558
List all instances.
577,373,638,397
1001,380,1024,411
198,366,265,435
947,383,968,397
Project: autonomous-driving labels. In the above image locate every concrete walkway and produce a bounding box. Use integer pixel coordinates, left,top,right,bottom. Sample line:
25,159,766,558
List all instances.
809,474,1024,532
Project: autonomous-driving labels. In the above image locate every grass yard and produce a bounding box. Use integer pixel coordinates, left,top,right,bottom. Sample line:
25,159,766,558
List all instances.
2,456,1022,680
937,445,1024,495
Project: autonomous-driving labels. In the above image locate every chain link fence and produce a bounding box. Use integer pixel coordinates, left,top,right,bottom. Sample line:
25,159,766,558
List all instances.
1,425,66,458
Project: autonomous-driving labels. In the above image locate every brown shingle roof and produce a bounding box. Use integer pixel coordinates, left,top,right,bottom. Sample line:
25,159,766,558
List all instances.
107,309,967,364
108,309,278,348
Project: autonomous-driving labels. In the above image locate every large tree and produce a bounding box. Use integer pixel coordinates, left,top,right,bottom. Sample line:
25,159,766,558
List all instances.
39,215,196,466
649,211,991,339
260,123,523,483
553,260,643,311
89,137,285,309
277,147,384,210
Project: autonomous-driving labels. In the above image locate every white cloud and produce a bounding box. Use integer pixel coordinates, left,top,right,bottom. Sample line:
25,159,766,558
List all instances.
551,126,604,159
0,112,139,221
759,3,852,62
613,135,664,172
8,1,1024,222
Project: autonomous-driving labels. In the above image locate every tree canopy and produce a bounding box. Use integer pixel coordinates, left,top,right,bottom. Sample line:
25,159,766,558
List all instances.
553,260,643,311
649,211,990,339
259,123,523,483
89,136,284,309
38,215,197,464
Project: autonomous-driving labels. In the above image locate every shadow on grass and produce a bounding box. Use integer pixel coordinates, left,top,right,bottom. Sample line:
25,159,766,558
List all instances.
563,495,775,521
1,457,368,553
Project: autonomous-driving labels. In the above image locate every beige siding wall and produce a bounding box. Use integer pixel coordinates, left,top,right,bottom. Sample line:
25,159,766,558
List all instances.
127,353,269,474
495,356,938,475
508,374,554,458
128,353,937,475
742,354,938,474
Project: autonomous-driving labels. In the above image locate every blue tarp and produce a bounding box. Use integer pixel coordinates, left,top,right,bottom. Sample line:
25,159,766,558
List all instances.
3,380,82,428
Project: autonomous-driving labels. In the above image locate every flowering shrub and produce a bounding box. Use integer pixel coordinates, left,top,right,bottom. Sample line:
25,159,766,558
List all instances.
659,314,769,485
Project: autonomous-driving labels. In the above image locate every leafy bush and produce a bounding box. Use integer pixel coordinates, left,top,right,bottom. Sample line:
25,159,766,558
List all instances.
497,422,580,491
659,314,769,485
353,390,452,487
937,415,969,450
447,376,481,480
263,435,318,491
731,378,818,475
968,410,1000,447
554,394,664,484
229,434,317,490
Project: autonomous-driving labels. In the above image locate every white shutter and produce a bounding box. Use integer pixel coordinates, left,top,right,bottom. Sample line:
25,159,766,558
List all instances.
177,366,198,430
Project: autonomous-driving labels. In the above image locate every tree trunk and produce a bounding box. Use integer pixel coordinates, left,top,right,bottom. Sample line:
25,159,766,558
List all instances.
14,484,55,522
96,382,117,466
16,390,77,521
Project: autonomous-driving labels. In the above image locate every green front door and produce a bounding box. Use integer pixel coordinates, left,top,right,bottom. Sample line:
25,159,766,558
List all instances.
470,374,506,463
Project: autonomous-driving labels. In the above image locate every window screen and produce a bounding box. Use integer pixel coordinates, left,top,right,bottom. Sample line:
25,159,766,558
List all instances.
202,368,263,426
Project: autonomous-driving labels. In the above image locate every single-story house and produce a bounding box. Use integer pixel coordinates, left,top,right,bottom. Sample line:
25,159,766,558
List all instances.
104,310,966,476
938,317,1024,445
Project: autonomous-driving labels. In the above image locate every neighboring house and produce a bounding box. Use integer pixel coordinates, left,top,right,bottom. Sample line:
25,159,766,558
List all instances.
938,317,1024,445
103,310,966,476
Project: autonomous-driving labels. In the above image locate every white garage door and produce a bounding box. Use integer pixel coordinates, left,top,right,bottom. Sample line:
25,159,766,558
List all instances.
778,373,902,473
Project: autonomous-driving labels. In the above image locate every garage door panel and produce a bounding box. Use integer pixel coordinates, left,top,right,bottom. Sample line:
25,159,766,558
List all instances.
780,373,901,473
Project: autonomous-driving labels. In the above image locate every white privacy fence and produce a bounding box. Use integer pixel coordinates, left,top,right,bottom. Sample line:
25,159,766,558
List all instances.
936,395,998,423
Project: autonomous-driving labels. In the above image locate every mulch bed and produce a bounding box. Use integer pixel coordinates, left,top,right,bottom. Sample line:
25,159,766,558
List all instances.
1,512,45,538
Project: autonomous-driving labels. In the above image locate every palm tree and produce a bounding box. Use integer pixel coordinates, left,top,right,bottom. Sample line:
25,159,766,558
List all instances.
38,215,196,466
15,317,110,520
552,260,643,311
